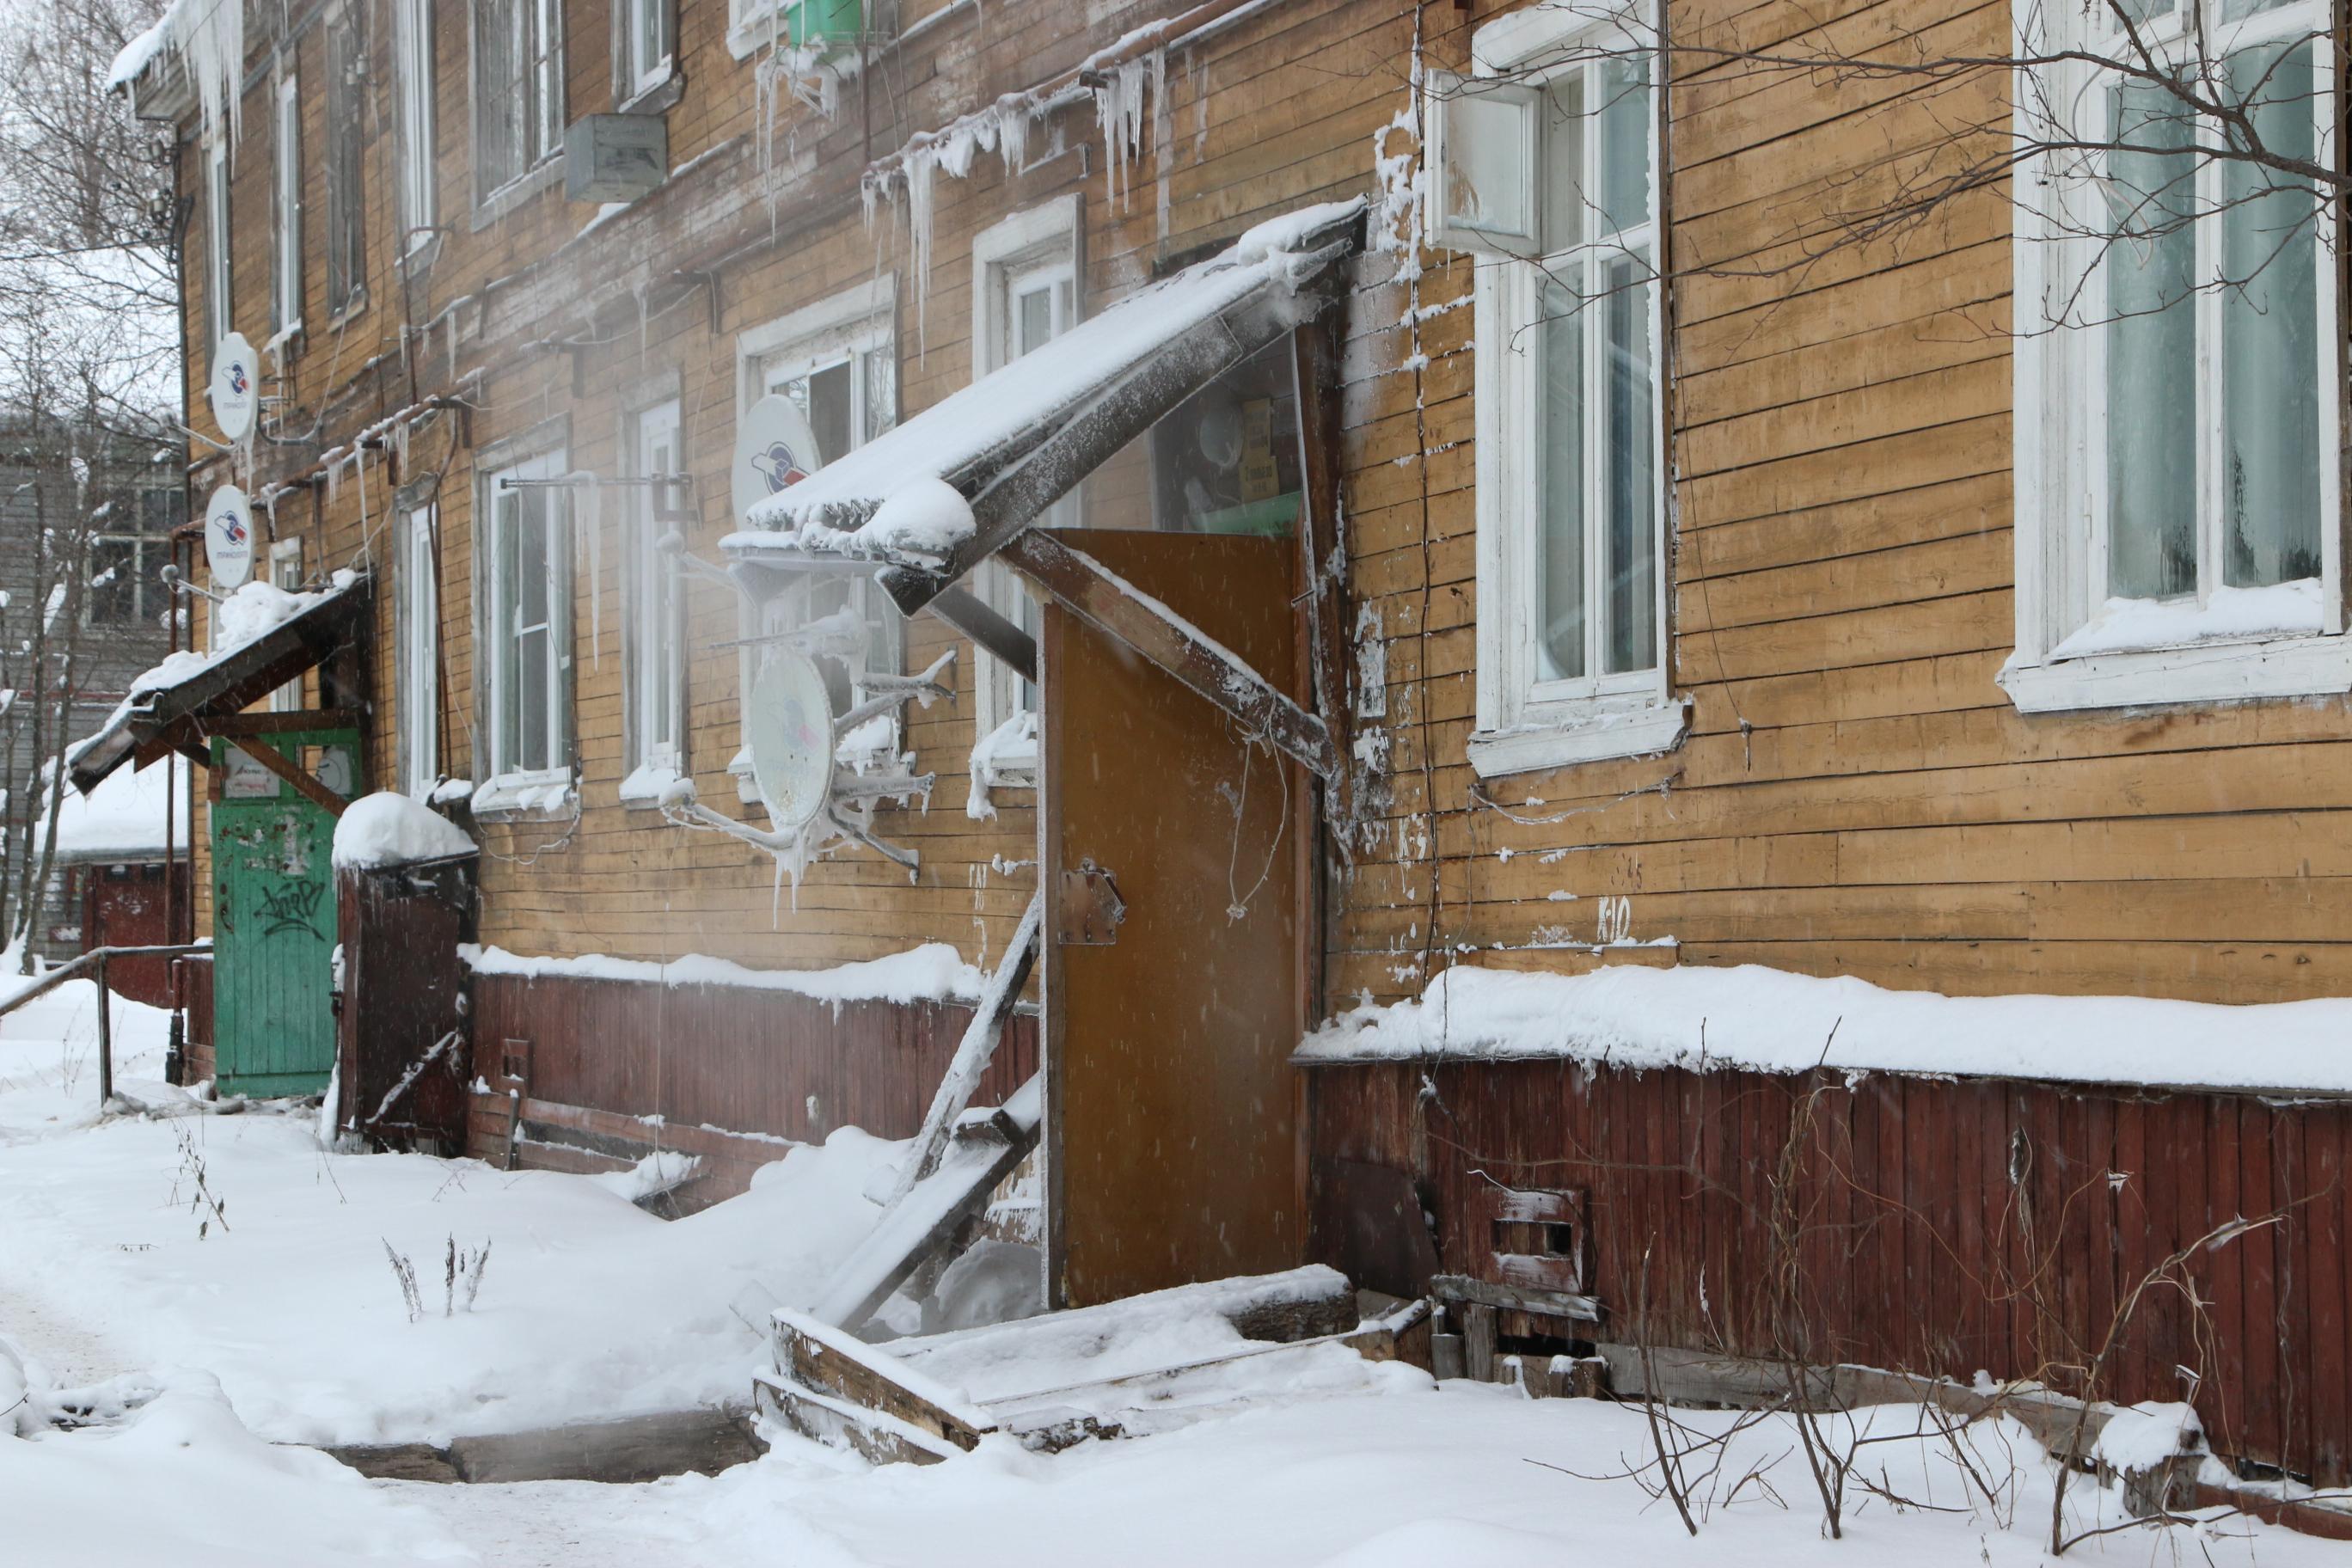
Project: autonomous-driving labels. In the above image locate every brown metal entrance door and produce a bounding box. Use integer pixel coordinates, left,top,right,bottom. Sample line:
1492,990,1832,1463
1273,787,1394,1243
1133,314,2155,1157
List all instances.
1042,529,1309,1308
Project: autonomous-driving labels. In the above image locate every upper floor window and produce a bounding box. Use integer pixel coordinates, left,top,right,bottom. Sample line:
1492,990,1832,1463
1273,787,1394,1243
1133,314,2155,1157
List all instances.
617,0,675,105
325,3,368,315
394,0,437,253
965,199,1082,806
1432,4,1678,778
397,499,441,797
2008,0,2343,712
473,0,564,200
206,138,233,348
86,490,184,628
733,280,903,793
477,443,574,805
621,395,687,803
272,77,303,338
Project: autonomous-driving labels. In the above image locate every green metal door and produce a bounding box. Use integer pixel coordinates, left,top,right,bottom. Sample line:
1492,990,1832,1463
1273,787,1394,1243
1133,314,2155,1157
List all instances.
210,730,358,1096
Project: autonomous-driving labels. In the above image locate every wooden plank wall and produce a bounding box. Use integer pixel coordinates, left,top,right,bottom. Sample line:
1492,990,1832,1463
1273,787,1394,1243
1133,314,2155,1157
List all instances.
1304,1059,2352,1487
463,971,1038,1197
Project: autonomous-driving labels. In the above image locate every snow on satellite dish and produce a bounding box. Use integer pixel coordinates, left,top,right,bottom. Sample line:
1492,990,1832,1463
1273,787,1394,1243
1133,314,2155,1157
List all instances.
210,333,258,444
732,393,822,522
205,484,255,590
747,648,835,833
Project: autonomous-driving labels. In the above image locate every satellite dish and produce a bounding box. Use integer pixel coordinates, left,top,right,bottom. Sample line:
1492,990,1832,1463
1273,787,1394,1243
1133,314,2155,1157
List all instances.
205,484,254,591
209,333,258,444
732,393,823,522
747,649,835,833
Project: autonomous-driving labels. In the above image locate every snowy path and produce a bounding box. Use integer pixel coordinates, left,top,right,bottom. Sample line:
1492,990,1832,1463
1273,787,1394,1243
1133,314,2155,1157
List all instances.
378,1478,705,1568
0,1274,135,1387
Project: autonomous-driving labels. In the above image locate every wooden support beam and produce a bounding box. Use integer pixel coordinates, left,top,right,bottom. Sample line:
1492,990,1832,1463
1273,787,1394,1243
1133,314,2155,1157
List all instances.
888,891,1044,1204
999,530,1338,781
194,707,364,738
231,737,349,818
926,585,1037,685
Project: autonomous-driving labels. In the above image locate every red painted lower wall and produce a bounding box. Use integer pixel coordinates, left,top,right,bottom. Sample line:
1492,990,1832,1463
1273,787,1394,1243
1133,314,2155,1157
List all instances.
1303,1057,2352,1487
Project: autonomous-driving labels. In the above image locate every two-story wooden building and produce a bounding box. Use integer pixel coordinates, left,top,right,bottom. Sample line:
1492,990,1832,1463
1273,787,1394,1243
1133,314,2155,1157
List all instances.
102,0,2352,1492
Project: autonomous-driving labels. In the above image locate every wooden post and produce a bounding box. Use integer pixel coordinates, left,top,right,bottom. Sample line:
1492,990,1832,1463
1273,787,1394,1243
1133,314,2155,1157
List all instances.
95,950,112,1106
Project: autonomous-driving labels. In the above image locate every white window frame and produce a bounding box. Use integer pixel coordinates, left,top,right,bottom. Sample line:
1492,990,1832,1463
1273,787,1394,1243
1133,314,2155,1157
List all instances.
323,3,367,319
621,395,687,805
268,538,306,712
2007,0,2345,714
469,0,565,210
965,199,1082,789
206,136,233,348
272,75,303,339
394,0,437,254
617,0,675,105
725,0,814,62
476,444,573,811
731,278,903,797
1449,3,1680,779
398,500,441,797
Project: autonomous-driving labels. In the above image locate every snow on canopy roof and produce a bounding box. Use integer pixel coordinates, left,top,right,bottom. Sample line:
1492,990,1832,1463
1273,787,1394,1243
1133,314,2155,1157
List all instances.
724,198,1365,564
66,573,367,794
34,755,184,863
1295,962,2352,1097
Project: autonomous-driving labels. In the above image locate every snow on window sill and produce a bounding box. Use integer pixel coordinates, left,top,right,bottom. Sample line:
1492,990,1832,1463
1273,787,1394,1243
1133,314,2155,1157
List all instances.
470,155,565,232
836,714,900,773
2046,579,2325,663
616,64,682,116
966,711,1038,819
2001,627,2352,714
618,762,694,810
1466,699,1688,781
472,769,577,819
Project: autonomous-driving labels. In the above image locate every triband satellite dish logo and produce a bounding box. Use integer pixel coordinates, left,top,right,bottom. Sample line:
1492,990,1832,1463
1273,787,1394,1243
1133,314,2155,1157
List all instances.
732,393,825,524
205,484,255,591
209,333,258,444
750,439,809,493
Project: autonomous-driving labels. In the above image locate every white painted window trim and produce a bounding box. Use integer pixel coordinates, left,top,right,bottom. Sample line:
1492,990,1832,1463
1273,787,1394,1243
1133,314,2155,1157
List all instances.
620,395,687,806
205,136,233,348
729,278,902,799
616,0,676,105
268,537,305,713
1461,3,1681,781
475,444,574,814
398,501,441,796
394,0,437,257
724,0,813,63
966,198,1081,787
273,77,303,339
468,0,567,218
2006,0,2345,715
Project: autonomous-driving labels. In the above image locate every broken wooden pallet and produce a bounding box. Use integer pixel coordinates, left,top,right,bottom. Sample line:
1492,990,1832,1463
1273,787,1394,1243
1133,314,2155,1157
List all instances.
756,1266,1424,1466
807,1074,1043,1332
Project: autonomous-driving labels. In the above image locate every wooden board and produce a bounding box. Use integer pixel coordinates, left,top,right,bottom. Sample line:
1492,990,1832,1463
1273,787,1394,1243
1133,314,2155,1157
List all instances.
1044,530,1308,1308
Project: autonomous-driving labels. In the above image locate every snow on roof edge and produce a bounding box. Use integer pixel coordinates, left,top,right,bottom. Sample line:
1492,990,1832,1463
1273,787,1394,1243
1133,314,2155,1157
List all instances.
461,942,989,1007
1295,962,2352,1097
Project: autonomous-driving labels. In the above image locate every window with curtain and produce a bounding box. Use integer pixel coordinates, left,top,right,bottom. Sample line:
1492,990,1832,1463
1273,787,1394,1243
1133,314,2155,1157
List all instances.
1428,4,1677,779
473,0,563,199
2007,0,2343,712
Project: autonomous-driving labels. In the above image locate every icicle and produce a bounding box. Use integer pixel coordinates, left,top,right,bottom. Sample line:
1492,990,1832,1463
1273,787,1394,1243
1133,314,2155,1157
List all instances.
1192,53,1210,164
1150,46,1173,244
905,144,938,353
996,96,1032,178
565,471,603,670
324,453,341,507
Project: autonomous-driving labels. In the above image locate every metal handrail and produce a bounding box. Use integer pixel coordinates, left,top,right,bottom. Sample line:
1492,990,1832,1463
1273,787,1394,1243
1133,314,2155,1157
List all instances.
0,943,211,1103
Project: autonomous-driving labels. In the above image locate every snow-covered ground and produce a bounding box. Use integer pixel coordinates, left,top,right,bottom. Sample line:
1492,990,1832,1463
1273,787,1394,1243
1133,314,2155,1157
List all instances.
4,986,2349,1566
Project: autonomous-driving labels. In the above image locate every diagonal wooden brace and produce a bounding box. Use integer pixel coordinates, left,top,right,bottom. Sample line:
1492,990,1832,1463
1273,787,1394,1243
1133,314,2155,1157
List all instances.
228,737,349,818
996,530,1338,782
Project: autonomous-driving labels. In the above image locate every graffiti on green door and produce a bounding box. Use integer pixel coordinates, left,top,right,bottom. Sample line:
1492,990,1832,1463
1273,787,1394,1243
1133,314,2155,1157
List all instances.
211,732,356,1097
